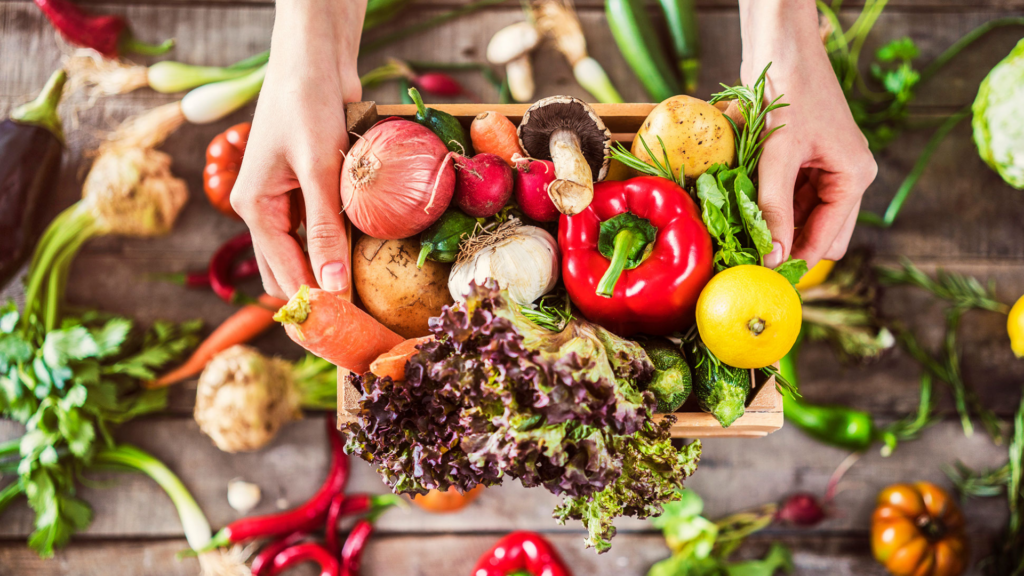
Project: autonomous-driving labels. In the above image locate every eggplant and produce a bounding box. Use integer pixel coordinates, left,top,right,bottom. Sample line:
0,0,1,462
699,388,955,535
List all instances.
0,69,66,288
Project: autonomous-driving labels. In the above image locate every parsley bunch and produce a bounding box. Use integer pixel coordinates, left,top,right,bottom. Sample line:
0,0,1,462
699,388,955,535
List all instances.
0,301,199,556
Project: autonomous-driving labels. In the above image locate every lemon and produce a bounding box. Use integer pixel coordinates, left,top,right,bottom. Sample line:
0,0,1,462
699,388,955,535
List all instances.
1008,295,1024,358
795,260,835,291
696,265,803,369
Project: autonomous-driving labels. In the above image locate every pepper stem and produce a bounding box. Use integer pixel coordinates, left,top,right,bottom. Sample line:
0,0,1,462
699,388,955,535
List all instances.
120,34,176,57
11,69,67,141
596,229,641,298
408,87,428,118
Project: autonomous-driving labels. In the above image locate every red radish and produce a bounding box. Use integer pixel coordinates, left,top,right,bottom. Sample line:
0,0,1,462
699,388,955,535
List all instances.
776,492,827,526
512,154,559,222
453,152,514,218
340,118,455,239
415,73,468,98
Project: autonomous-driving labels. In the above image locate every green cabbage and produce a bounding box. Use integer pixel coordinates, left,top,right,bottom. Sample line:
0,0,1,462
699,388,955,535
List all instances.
973,38,1024,189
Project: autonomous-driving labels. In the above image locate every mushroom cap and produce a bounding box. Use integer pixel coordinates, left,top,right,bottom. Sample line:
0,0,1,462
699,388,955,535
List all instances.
486,22,541,66
518,96,611,181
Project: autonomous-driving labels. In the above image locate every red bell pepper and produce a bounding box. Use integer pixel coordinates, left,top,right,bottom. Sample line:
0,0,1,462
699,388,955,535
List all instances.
471,531,572,576
559,176,713,336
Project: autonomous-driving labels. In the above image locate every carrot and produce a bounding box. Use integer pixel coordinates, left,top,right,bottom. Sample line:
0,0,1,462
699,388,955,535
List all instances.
147,293,287,389
370,336,433,381
470,111,524,167
275,286,404,374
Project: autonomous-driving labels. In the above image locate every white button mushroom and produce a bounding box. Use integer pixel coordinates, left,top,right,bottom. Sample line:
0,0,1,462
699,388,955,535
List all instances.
486,22,540,103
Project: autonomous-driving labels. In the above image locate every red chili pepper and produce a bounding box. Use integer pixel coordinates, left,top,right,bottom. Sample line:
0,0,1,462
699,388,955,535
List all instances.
209,231,255,305
251,531,306,576
341,519,373,576
203,416,349,551
33,0,173,59
324,494,346,557
559,176,714,336
335,493,403,518
268,543,339,576
471,532,572,576
204,122,251,219
155,256,259,289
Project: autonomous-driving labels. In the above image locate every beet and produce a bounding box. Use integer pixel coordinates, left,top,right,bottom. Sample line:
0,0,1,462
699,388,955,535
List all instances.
512,156,559,222
776,492,827,526
453,153,513,218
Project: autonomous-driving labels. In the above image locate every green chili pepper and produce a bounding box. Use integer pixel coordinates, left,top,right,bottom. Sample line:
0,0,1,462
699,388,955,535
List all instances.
418,209,479,267
408,87,472,155
781,333,935,455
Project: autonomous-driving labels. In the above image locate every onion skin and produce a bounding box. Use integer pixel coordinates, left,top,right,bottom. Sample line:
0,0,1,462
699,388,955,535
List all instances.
341,118,455,239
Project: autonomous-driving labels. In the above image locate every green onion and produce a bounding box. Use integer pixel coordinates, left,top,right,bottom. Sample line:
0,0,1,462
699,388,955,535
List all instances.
180,64,266,124
94,445,211,550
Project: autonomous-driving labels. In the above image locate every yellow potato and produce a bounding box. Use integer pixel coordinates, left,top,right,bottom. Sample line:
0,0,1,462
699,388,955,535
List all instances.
353,235,453,339
632,95,736,180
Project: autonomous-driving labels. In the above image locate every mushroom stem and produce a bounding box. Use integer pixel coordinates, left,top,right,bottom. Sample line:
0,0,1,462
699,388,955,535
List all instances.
548,128,593,215
505,56,535,103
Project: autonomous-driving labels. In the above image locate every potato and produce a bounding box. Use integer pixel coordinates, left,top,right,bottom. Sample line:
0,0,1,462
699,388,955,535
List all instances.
632,95,736,180
353,235,453,338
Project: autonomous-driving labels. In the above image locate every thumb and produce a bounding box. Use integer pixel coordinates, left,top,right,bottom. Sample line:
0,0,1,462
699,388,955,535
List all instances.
755,145,800,268
301,161,351,296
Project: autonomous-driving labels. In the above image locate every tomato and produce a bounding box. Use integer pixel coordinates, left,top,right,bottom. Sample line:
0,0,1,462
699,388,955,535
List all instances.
411,485,484,513
204,122,251,219
871,482,968,576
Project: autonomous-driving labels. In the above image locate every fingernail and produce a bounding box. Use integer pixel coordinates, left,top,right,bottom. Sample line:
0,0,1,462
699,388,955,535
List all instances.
320,262,349,293
764,242,785,269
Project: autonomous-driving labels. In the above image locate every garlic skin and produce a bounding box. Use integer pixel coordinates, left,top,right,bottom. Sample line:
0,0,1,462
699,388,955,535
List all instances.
227,479,262,514
449,225,559,305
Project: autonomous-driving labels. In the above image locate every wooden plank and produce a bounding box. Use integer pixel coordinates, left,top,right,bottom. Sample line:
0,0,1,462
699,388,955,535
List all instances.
0,416,1009,538
0,533,1002,576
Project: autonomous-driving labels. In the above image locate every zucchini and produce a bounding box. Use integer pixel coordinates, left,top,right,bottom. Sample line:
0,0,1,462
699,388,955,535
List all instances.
657,0,700,93
418,209,479,267
691,341,748,427
606,0,681,102
408,87,472,155
641,339,692,413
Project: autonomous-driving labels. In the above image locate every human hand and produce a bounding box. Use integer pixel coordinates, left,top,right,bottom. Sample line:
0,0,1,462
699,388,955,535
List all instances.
738,0,877,269
231,0,366,300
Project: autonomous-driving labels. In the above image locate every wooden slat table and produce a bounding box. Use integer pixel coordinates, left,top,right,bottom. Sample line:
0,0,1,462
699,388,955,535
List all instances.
2,0,1024,574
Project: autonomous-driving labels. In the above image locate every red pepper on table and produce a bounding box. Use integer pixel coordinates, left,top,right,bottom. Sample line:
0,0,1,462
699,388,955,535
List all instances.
202,416,349,551
251,531,307,576
209,231,256,305
324,494,346,557
33,0,174,59
204,122,251,219
559,176,714,336
471,532,572,576
341,519,374,576
268,542,340,576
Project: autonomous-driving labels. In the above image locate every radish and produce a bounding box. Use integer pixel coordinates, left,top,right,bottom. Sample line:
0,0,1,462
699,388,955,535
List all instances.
453,152,514,218
512,154,559,222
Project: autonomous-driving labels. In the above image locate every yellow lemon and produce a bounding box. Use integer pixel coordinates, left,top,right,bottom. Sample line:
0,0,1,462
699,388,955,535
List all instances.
696,265,802,369
795,259,835,291
1008,295,1024,358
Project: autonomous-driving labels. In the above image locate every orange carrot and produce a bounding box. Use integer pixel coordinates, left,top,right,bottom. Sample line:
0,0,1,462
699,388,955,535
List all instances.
148,293,287,388
275,286,404,374
470,111,524,166
370,336,433,381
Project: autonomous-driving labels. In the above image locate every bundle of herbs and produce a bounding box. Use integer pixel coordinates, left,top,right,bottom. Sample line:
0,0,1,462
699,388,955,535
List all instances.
343,281,701,553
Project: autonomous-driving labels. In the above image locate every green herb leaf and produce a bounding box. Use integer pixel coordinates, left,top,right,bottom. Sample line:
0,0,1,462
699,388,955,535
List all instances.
773,258,809,286
42,327,98,368
735,191,772,257
877,37,919,62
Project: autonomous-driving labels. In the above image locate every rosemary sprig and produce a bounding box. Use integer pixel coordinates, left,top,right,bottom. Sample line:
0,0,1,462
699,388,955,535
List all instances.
980,388,1024,575
945,460,1010,500
877,258,1009,314
708,63,789,174
608,135,683,186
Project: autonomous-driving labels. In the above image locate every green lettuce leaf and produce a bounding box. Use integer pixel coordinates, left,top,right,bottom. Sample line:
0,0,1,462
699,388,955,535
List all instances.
973,37,1024,189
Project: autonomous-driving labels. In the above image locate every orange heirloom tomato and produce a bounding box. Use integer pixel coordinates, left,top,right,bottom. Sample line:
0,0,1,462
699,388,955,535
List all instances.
411,485,484,513
204,122,251,219
871,482,968,576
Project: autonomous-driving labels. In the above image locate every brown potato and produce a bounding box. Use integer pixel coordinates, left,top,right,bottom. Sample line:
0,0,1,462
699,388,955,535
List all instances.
632,95,736,180
353,236,453,338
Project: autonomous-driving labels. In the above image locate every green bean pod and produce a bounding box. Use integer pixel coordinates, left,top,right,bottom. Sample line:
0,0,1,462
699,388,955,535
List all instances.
605,0,681,102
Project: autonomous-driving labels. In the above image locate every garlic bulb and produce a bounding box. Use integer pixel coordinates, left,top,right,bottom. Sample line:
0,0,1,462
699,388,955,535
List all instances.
449,223,559,305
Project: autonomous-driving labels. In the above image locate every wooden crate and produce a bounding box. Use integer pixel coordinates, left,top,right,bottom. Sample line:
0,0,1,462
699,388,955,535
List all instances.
337,102,784,439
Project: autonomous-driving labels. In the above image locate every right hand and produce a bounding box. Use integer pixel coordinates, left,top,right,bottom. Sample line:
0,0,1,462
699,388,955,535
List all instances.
230,0,366,300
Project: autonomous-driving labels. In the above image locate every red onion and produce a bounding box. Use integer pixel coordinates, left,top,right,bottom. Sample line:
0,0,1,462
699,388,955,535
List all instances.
340,118,455,239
